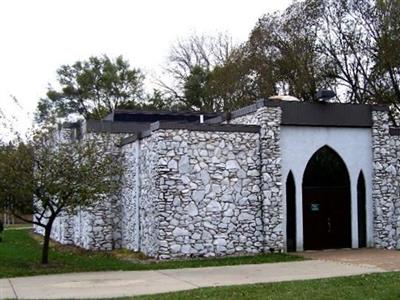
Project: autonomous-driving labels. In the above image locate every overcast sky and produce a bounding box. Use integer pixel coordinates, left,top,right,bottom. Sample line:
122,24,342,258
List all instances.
0,0,291,134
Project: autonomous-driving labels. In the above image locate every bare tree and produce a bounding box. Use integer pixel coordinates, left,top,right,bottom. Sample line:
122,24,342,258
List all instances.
317,0,400,114
158,32,237,109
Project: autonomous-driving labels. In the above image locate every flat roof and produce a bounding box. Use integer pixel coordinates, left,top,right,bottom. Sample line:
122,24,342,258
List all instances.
68,99,392,142
207,99,389,128
105,109,221,123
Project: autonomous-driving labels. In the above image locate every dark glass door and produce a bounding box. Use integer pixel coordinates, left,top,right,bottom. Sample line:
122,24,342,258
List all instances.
302,146,351,250
303,187,351,250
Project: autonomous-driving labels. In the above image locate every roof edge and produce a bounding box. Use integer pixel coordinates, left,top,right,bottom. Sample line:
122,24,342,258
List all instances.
119,121,260,146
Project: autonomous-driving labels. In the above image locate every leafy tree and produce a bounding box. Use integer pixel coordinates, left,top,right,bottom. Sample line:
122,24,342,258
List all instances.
219,0,400,113
240,0,336,102
183,66,214,111
0,130,124,264
138,89,180,111
36,55,145,122
159,3,339,112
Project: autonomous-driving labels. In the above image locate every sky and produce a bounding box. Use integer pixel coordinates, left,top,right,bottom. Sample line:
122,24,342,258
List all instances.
0,0,292,135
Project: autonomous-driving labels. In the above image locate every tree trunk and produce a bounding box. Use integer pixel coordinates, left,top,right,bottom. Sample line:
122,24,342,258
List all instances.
42,221,54,264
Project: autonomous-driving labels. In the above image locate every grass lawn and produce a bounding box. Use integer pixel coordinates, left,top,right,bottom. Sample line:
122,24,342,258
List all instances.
122,272,400,300
0,229,302,278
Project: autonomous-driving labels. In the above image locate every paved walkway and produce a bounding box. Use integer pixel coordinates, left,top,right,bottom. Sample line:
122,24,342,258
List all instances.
4,226,32,231
298,248,400,271
0,260,384,299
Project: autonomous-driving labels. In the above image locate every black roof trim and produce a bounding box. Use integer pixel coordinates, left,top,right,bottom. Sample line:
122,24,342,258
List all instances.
98,110,224,133
204,112,231,124
119,121,260,146
109,109,221,123
280,101,372,128
150,121,260,133
84,120,149,133
389,127,400,136
222,99,389,128
112,109,220,117
372,105,390,112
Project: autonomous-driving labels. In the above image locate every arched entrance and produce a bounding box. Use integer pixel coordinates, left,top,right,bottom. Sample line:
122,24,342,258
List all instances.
302,146,351,250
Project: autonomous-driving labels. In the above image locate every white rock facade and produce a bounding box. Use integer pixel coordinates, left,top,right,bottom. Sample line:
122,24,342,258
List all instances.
229,107,284,251
34,132,125,251
36,102,400,257
155,129,263,258
372,110,400,249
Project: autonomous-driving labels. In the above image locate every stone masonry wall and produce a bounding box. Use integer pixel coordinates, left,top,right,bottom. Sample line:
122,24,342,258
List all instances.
138,133,162,257
155,129,263,259
42,189,122,250
38,104,400,256
230,107,284,252
120,141,140,251
67,132,125,250
372,110,400,249
35,131,124,251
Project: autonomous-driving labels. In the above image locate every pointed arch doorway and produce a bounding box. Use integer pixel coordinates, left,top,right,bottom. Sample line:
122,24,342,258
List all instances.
302,146,351,250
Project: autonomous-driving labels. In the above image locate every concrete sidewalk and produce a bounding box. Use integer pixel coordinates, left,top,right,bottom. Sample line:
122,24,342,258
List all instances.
0,260,384,299
298,248,400,271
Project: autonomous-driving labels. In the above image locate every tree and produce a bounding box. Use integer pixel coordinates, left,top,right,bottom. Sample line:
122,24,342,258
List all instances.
159,32,237,111
36,55,145,122
307,0,400,120
182,66,214,111
137,89,180,111
239,0,336,102
161,2,337,112
317,0,378,104
0,129,124,264
223,0,400,113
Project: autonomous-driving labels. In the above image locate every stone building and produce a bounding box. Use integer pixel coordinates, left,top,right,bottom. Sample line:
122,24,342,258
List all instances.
36,99,400,259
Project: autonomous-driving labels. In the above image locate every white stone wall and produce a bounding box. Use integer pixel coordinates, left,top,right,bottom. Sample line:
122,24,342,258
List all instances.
230,107,284,252
40,197,122,250
120,141,140,251
34,131,125,251
155,129,263,259
138,133,161,257
372,110,400,249
36,105,400,257
229,112,259,125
